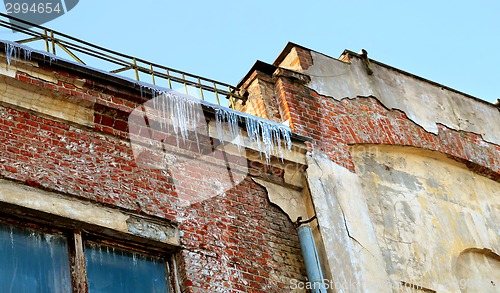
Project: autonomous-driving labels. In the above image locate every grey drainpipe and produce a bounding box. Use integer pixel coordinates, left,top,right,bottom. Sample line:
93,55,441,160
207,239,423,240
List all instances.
297,216,327,292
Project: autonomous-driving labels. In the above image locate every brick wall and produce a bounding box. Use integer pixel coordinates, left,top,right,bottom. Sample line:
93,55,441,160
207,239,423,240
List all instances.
0,61,306,292
244,49,500,181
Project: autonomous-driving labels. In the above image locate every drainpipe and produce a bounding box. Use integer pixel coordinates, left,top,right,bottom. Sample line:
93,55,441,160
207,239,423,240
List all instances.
296,216,327,292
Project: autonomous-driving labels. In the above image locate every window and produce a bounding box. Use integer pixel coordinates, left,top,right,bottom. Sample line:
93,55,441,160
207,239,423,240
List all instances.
85,242,168,292
0,222,71,293
0,218,171,293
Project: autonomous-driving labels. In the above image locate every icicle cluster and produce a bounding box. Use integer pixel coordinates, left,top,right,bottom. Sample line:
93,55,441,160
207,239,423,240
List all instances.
215,108,241,150
150,90,202,148
1,40,293,163
144,89,292,163
216,108,292,162
5,42,32,67
3,41,58,68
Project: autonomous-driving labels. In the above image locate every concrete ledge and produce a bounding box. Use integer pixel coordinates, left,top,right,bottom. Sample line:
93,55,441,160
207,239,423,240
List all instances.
0,179,179,249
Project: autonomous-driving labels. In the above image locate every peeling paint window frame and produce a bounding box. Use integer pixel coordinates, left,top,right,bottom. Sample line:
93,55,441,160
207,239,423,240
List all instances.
0,211,176,293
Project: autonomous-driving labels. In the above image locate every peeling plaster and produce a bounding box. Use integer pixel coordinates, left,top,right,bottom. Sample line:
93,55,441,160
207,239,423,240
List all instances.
304,51,500,145
305,151,391,293
351,145,500,291
252,178,306,222
0,57,94,126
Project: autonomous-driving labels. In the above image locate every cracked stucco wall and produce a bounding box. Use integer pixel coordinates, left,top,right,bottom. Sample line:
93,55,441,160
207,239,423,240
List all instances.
306,147,499,292
352,145,500,292
303,51,500,145
455,249,500,293
306,151,392,293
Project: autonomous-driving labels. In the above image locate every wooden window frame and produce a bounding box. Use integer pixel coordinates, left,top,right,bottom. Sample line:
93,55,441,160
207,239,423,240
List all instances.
0,206,177,293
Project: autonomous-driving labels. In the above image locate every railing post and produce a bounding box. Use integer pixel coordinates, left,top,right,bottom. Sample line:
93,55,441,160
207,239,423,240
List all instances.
213,83,220,106
132,58,139,81
150,64,155,85
166,69,173,89
43,29,49,53
198,78,204,100
181,73,188,94
50,31,56,54
229,86,236,109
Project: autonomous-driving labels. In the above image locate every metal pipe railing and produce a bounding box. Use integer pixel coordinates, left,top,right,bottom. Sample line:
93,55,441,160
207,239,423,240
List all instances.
0,12,247,106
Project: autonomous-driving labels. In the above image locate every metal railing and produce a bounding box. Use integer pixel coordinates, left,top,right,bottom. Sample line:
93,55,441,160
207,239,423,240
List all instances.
0,12,247,107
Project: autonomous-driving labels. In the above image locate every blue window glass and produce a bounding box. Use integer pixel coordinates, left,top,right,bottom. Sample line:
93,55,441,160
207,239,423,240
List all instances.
85,243,168,293
0,222,72,293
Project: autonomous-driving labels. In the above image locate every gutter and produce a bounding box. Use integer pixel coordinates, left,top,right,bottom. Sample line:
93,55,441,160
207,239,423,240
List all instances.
296,216,327,292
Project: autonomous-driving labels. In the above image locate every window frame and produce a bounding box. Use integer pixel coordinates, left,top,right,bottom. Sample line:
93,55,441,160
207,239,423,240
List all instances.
0,205,176,293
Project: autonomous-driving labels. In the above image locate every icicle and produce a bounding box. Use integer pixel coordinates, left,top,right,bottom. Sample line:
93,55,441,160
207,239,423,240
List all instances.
215,107,292,163
5,42,16,67
216,108,225,144
24,47,32,60
90,245,97,262
216,108,243,151
147,91,202,151
132,253,138,266
4,42,38,68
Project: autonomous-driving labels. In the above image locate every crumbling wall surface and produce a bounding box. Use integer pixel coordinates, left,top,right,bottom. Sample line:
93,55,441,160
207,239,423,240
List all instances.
303,51,500,146
455,249,500,293
306,147,500,292
0,56,306,292
351,145,500,292
273,72,499,181
306,150,392,293
272,45,500,293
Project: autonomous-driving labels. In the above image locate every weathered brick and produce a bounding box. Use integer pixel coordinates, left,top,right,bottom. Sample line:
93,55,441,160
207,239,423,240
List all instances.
1,61,307,292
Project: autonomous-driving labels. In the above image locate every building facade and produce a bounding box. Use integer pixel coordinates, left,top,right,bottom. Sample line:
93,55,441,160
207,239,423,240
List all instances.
0,37,498,293
236,43,500,292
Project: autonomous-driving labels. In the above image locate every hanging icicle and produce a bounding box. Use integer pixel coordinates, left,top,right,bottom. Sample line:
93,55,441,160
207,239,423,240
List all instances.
145,91,292,163
215,107,292,163
4,41,32,68
2,41,293,163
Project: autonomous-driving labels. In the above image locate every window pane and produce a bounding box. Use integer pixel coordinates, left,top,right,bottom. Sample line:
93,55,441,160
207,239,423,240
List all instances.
0,222,72,293
85,243,168,293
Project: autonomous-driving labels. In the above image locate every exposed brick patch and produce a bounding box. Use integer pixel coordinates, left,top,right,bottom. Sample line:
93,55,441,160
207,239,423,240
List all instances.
272,75,499,180
93,104,130,137
294,47,314,71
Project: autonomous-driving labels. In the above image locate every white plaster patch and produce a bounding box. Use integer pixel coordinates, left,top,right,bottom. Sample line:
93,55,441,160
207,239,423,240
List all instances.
252,178,306,222
304,51,500,145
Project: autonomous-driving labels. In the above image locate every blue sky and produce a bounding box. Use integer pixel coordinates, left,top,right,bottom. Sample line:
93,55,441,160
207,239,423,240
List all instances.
0,0,498,103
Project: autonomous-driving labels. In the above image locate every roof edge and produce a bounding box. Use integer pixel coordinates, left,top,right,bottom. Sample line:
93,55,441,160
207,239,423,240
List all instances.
341,49,497,107
272,42,313,67
236,60,277,88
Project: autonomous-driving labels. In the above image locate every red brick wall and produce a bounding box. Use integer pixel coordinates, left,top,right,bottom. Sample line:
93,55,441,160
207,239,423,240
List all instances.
0,64,306,292
272,51,500,181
